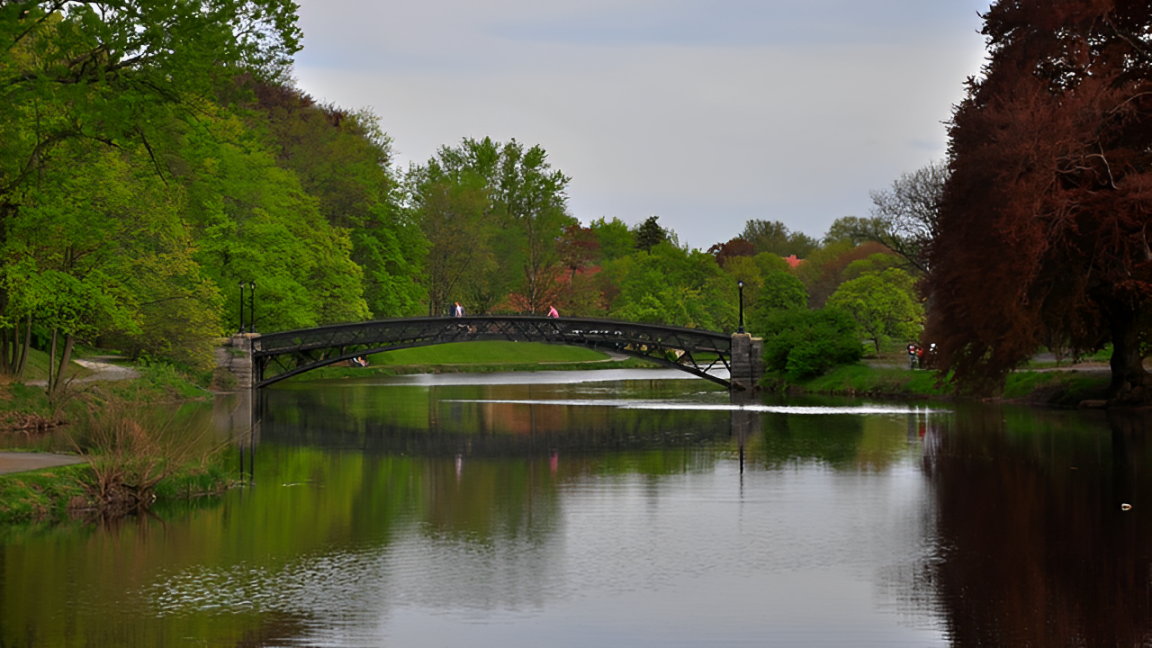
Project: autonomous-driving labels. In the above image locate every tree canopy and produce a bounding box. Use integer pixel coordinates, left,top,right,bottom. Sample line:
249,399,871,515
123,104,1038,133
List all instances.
408,137,574,314
0,0,942,389
741,220,817,258
925,0,1152,401
866,160,946,275
0,0,302,385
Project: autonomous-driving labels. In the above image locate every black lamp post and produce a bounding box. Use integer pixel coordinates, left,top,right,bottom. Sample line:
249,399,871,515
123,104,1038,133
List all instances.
249,281,256,333
737,280,745,334
238,281,245,333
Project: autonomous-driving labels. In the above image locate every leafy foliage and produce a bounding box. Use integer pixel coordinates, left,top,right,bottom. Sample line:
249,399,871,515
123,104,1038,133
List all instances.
762,308,863,382
410,137,574,314
179,107,370,331
746,270,808,334
826,267,923,354
0,1,304,381
633,216,668,253
607,242,736,331
925,0,1152,400
243,81,426,317
589,217,635,262
741,219,817,258
795,241,893,308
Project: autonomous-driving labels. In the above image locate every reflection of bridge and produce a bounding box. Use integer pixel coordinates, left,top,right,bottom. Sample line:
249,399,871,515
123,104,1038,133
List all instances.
221,316,762,390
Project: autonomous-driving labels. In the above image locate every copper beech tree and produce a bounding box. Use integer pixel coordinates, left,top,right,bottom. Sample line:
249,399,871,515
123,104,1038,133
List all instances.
926,0,1152,402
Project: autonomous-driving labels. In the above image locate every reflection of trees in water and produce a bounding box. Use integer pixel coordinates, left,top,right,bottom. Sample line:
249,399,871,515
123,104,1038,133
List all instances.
918,406,1152,646
259,387,733,458
758,413,864,467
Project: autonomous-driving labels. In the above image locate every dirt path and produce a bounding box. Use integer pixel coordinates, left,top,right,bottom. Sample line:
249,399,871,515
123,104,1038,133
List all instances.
26,355,140,387
0,451,84,475
3,357,136,476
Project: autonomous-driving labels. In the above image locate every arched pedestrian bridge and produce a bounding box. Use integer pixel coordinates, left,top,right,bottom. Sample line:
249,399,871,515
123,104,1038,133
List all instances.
226,316,762,390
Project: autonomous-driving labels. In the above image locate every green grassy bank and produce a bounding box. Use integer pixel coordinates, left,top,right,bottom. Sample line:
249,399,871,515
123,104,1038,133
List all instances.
0,352,227,525
294,341,656,381
0,459,232,525
784,360,1112,407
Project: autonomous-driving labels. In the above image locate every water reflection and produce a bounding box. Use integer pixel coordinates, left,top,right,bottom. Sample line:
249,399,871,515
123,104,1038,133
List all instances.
6,374,1152,647
919,404,1152,646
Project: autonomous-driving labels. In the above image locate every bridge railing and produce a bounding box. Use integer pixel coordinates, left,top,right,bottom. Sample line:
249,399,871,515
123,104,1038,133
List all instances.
255,315,731,355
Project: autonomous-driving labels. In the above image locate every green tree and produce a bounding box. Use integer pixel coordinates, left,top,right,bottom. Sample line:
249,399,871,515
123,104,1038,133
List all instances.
633,216,667,253
842,252,903,282
826,268,923,354
413,137,574,314
590,217,634,262
822,216,887,248
497,141,574,311
410,177,493,315
741,219,817,258
747,271,808,333
608,242,735,331
0,0,300,377
179,107,369,332
4,147,155,394
795,241,892,308
724,255,807,336
243,82,426,317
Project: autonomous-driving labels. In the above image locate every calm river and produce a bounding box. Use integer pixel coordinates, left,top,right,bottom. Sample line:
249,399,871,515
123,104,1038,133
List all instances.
3,368,1152,647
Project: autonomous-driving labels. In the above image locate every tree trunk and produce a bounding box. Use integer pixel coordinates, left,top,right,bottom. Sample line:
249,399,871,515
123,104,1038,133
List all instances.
0,285,7,374
1107,305,1151,405
0,325,9,374
49,333,75,396
47,329,57,395
14,315,30,380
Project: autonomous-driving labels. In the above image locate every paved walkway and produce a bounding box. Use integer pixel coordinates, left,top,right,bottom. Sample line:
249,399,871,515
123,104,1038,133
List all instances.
0,452,85,475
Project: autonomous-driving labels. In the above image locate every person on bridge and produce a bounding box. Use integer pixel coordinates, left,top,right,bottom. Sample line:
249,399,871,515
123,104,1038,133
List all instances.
453,302,464,318
548,305,559,318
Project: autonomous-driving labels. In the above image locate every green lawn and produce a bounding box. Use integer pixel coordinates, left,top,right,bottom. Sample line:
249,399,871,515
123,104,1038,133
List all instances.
367,341,612,365
289,341,647,382
792,356,1110,406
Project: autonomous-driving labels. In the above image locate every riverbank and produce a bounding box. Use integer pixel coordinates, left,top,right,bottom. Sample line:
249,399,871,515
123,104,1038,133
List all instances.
0,357,228,524
783,357,1112,407
0,457,234,524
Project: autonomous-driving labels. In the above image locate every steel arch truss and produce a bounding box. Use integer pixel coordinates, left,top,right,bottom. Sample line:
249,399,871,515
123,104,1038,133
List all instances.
252,316,734,388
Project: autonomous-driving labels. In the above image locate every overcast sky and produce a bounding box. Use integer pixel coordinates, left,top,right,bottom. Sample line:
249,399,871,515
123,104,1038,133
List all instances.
291,0,990,250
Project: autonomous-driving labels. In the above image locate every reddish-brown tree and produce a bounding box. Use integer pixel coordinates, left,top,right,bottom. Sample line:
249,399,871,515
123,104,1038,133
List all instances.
557,224,600,281
706,237,757,268
926,0,1152,402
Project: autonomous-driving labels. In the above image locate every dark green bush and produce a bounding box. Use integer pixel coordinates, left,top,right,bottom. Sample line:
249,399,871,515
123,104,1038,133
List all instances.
762,308,863,382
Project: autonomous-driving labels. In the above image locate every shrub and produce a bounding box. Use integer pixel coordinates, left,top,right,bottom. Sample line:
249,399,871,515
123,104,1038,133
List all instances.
69,399,220,516
762,308,863,382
